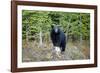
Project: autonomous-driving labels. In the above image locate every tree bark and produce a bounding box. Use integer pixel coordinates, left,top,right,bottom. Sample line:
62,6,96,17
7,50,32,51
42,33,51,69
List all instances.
39,30,43,47
79,14,82,45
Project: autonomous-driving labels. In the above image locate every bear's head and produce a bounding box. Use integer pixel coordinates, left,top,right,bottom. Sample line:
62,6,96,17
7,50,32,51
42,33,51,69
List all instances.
51,24,60,34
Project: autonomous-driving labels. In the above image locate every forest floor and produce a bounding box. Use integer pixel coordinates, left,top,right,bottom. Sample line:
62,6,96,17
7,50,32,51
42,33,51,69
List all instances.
22,40,90,62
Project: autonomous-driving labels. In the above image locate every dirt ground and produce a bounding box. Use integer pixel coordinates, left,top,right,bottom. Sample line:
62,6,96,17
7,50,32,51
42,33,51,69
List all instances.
22,40,90,62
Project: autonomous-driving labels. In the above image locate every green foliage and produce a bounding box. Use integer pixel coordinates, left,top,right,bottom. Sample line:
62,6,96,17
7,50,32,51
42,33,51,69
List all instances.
22,10,90,41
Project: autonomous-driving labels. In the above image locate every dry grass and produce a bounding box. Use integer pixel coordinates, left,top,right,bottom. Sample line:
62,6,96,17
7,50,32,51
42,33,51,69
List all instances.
22,40,90,62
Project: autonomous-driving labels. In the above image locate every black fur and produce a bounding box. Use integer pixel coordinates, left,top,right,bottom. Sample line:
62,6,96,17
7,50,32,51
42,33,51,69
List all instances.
50,25,66,52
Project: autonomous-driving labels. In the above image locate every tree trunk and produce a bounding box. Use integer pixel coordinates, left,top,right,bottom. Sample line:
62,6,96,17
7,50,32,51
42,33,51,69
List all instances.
26,25,29,48
39,30,43,47
79,14,82,45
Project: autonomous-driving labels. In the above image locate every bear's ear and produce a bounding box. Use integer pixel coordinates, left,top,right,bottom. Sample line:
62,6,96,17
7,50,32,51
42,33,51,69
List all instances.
51,24,54,28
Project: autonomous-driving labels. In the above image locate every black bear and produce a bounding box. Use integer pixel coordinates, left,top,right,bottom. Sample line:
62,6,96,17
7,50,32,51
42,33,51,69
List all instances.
50,24,66,54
